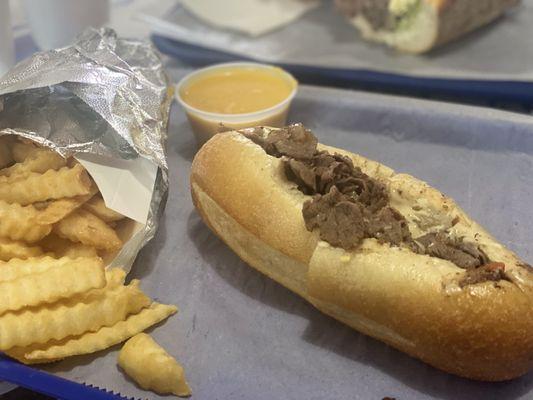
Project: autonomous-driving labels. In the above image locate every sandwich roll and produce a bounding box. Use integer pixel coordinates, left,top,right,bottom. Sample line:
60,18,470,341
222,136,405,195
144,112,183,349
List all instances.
335,0,520,53
190,124,533,381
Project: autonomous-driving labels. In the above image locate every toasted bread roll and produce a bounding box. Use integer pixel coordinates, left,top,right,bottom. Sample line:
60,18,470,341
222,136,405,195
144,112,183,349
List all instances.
335,0,520,53
190,126,533,381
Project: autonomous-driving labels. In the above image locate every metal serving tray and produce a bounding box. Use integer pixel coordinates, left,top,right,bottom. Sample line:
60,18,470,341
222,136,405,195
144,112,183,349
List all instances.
149,1,533,106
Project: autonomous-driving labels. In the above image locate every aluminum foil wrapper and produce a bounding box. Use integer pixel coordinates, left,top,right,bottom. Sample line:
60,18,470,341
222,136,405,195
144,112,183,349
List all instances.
0,27,173,268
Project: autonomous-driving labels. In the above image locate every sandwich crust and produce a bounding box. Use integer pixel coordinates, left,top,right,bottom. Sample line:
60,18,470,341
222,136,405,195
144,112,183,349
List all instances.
191,129,533,381
345,0,519,53
432,0,519,50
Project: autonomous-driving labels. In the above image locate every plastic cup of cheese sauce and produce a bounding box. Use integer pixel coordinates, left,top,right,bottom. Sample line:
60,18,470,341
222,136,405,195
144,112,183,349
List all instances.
176,62,298,146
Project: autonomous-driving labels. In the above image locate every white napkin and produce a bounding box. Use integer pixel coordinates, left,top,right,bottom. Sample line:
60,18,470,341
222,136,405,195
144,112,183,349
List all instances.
75,153,157,225
0,0,15,77
180,0,321,36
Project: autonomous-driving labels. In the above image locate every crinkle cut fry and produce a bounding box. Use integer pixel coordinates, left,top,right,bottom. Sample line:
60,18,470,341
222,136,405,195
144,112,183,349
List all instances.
0,147,66,178
34,187,97,225
54,209,122,251
0,277,148,350
0,237,43,261
118,333,192,397
16,303,177,361
0,200,52,242
38,234,98,258
0,256,72,283
0,164,93,205
0,256,106,314
83,195,125,223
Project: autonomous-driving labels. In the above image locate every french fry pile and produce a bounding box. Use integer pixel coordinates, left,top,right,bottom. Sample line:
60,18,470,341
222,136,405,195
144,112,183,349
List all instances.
0,136,177,365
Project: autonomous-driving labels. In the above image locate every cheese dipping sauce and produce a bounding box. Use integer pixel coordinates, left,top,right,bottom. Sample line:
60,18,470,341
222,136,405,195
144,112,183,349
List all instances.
176,63,298,146
181,67,294,114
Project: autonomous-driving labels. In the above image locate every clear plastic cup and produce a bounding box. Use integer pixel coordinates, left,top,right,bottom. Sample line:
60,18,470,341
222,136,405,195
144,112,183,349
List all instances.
176,62,298,146
0,0,14,77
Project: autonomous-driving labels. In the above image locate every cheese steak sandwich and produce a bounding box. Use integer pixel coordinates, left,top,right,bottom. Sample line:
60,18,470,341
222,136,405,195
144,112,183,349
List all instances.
335,0,520,53
190,124,533,381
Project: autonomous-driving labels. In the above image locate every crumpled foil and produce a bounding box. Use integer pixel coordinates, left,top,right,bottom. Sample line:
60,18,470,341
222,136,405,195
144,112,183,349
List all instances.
0,27,173,260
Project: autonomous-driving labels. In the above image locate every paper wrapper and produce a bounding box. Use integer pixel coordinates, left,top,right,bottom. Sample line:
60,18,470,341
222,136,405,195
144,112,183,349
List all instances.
0,27,173,272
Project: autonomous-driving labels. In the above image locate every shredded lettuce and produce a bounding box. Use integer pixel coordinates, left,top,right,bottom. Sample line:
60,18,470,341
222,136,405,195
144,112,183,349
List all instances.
393,0,422,31
389,0,418,15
